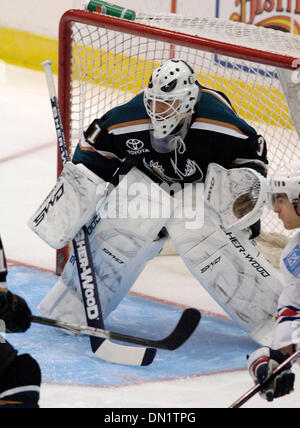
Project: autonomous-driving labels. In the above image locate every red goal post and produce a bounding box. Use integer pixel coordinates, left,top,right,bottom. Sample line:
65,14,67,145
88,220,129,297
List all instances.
57,9,300,274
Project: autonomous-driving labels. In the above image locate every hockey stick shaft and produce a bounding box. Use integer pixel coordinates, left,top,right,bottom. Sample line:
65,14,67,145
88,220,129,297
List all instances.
229,349,300,408
41,61,69,165
31,308,201,350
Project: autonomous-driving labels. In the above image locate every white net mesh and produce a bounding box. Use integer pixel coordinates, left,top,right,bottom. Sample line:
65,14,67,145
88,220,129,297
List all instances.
136,14,300,57
65,13,300,240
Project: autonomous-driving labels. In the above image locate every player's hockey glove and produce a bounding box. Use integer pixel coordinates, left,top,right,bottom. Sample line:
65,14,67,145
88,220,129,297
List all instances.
247,346,295,401
0,353,41,408
0,291,31,333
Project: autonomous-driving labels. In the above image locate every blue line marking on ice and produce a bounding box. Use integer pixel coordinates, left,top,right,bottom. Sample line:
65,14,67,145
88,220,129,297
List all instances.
6,266,258,386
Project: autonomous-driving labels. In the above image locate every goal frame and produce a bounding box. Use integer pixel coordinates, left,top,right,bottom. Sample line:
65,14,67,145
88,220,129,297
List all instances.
57,9,298,274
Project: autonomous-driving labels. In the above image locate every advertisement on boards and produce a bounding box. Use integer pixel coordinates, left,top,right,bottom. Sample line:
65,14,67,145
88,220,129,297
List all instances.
216,0,300,34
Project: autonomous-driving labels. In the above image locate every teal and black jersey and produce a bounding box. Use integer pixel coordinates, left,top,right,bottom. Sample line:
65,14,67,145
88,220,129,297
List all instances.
72,87,268,185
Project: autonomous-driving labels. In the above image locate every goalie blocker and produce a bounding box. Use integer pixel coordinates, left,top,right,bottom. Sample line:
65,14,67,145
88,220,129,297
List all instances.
28,162,107,249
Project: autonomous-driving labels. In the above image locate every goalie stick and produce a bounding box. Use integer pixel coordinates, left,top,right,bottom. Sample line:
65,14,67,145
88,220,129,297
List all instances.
31,308,201,351
41,60,158,366
229,349,300,408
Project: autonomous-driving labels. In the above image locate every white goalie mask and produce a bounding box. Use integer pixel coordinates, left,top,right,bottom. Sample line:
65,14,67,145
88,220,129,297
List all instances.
267,161,300,210
144,59,201,139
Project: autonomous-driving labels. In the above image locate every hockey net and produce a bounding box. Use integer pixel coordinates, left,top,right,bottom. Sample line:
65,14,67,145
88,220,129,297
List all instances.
58,9,300,272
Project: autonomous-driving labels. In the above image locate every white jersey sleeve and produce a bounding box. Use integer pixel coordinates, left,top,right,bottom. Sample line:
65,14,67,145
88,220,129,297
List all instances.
272,231,300,351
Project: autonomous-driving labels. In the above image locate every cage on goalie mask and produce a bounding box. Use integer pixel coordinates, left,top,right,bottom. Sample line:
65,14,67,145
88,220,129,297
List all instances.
144,59,201,139
267,162,300,211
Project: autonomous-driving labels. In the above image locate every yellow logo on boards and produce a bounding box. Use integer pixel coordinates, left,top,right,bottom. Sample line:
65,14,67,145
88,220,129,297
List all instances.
218,0,300,33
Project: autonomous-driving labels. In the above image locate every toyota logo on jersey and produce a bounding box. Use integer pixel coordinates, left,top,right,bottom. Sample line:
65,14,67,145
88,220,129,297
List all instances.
126,139,150,155
126,139,144,150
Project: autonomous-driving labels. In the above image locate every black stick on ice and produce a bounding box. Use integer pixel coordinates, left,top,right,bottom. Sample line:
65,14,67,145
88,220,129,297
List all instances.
31,308,201,351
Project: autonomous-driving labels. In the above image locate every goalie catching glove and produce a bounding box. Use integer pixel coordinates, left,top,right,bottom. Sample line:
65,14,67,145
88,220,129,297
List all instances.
28,162,107,249
204,163,268,231
247,347,295,401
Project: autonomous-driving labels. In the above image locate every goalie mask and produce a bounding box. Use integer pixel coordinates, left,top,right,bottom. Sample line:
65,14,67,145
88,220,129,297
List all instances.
267,162,300,213
144,59,201,140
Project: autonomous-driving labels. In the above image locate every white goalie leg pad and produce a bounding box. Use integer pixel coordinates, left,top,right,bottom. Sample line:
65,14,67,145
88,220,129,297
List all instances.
204,163,268,231
166,186,284,346
28,162,107,249
39,168,172,323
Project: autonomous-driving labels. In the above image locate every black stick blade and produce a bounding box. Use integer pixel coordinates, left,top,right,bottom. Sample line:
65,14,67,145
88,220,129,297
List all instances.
32,308,201,355
155,308,201,350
